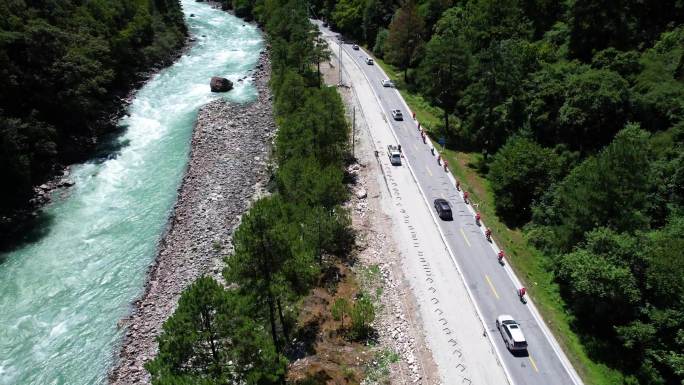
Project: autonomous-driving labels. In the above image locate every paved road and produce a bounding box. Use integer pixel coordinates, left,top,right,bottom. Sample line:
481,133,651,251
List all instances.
326,31,509,384
317,22,584,385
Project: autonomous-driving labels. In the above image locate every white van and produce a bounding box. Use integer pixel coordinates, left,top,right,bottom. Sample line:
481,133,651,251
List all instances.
496,315,528,351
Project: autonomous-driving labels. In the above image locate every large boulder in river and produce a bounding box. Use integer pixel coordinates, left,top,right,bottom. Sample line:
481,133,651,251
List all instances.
210,77,233,92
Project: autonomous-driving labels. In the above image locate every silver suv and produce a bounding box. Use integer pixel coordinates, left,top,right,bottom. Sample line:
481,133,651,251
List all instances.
496,315,528,351
391,109,403,120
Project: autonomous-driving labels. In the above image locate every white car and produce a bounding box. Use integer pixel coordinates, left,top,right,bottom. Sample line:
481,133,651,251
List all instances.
387,144,402,165
391,109,403,120
496,315,528,351
365,57,374,65
381,79,394,88
352,44,359,50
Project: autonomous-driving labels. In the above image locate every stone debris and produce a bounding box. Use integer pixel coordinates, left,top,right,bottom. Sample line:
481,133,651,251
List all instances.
108,49,274,385
351,168,432,385
209,76,233,92
30,168,75,206
329,60,439,385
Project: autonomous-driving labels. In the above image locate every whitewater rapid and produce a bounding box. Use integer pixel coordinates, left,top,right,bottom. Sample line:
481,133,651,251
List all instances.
0,2,262,384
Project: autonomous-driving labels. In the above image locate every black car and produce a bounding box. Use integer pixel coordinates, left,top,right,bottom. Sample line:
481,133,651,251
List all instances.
434,198,452,220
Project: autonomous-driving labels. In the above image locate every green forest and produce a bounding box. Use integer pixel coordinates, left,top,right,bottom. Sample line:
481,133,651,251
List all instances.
314,0,684,384
0,0,187,240
5,0,682,383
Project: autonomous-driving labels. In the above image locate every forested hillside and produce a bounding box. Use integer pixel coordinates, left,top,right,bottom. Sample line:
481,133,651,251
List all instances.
0,0,187,237
314,0,684,384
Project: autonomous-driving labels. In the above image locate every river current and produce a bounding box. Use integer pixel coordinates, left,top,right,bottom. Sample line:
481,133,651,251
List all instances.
0,2,262,384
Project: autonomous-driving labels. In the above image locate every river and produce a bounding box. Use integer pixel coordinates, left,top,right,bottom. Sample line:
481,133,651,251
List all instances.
0,2,262,384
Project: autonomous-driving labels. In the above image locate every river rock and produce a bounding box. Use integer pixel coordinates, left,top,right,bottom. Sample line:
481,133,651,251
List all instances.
110,50,275,385
210,77,232,92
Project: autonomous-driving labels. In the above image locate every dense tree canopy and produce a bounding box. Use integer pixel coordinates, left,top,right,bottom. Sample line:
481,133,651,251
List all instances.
311,0,684,382
488,136,561,225
568,0,684,61
0,0,186,240
363,0,399,47
225,196,319,353
147,277,285,385
418,7,470,133
384,0,425,81
533,125,654,251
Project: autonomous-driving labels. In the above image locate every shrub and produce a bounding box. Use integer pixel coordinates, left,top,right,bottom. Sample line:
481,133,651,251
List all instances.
349,294,375,341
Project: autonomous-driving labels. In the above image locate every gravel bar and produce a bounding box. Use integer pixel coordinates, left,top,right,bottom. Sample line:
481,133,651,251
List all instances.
109,50,275,384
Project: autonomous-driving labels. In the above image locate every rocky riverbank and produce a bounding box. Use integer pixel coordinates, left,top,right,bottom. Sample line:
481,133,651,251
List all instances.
109,50,275,384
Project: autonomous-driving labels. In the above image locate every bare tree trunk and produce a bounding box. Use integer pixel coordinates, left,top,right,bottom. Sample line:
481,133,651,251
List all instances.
267,291,280,354
277,297,290,343
317,216,322,264
258,234,281,356
203,309,221,376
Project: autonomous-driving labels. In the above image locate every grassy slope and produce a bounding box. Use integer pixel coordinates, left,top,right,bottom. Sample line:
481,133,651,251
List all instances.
373,56,626,385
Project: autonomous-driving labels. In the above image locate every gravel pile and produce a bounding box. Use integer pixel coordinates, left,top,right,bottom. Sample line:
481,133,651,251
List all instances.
350,163,434,385
109,50,275,384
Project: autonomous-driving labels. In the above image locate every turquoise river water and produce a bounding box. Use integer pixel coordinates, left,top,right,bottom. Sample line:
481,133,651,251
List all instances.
0,2,262,384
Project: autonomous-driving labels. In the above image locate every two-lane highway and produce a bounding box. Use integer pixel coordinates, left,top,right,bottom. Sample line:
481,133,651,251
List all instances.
320,23,584,385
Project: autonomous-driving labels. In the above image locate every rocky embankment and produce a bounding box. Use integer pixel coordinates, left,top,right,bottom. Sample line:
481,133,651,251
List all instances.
109,50,275,384
350,154,439,385
323,59,439,384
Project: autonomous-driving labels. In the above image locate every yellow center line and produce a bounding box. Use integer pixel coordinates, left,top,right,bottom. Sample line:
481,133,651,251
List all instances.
460,228,471,247
426,165,433,177
485,274,500,299
529,355,540,372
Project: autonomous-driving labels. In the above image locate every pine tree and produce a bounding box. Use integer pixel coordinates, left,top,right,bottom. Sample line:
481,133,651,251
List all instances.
385,0,424,82
146,277,285,385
